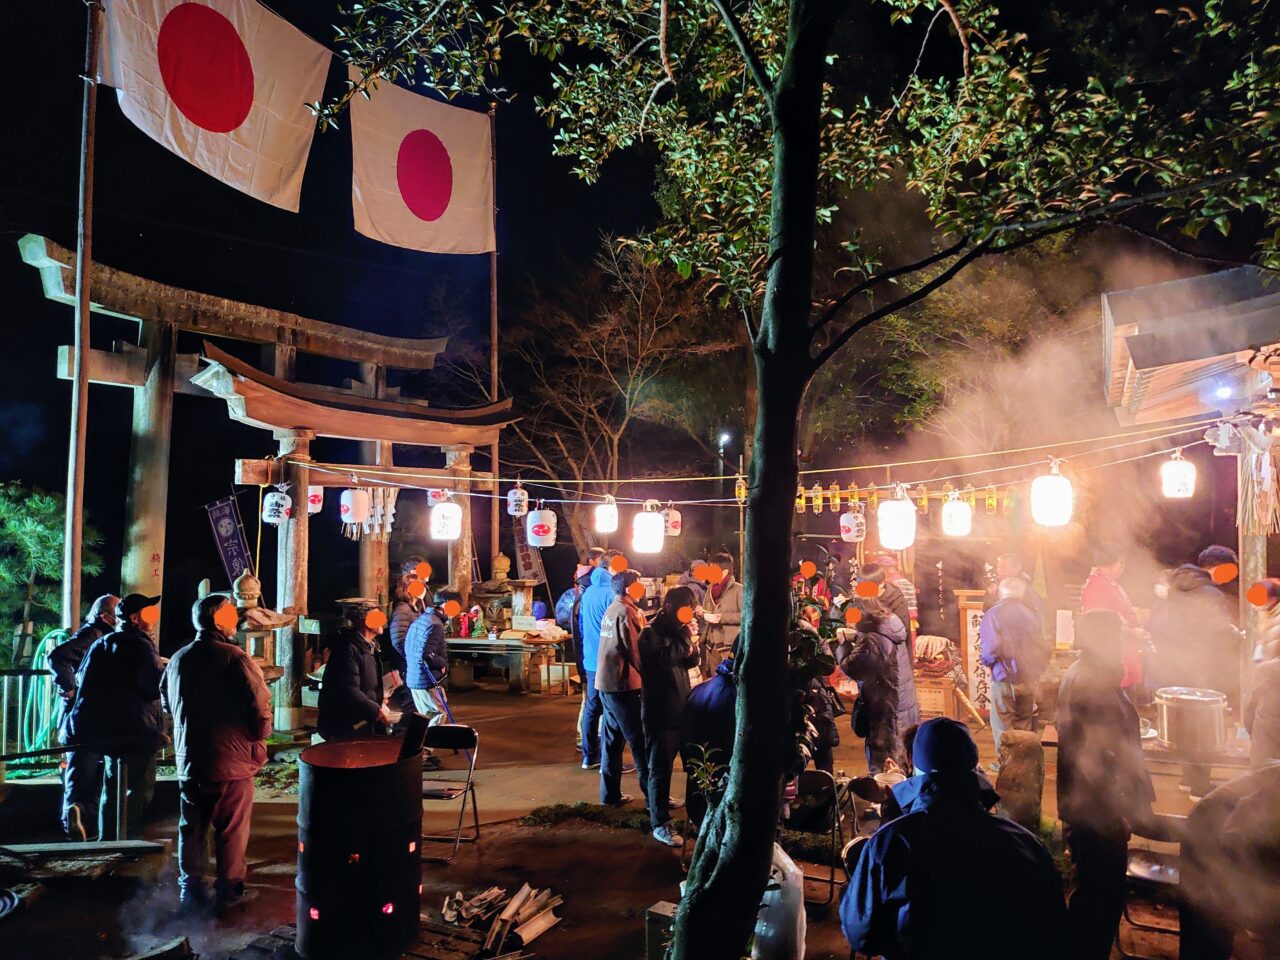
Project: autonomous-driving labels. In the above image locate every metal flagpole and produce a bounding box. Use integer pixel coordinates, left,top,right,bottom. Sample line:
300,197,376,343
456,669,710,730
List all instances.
488,103,500,569
63,0,104,628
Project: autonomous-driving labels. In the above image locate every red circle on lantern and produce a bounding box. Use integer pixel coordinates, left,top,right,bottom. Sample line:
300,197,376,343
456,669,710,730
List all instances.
397,129,453,221
531,523,551,538
157,3,254,133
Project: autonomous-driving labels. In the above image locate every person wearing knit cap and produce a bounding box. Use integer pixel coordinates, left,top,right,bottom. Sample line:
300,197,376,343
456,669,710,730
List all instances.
841,717,1065,960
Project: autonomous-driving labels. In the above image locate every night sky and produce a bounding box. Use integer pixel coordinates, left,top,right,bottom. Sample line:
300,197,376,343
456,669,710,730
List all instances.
0,2,657,644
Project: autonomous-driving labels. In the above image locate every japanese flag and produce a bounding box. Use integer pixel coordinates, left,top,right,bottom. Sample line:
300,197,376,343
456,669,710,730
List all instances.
349,68,495,254
98,0,330,212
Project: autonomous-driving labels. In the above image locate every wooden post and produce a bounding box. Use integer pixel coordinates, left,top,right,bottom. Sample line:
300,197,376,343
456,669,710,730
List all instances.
445,447,473,605
488,104,501,571
1239,529,1265,706
275,429,313,731
357,363,392,602
121,320,176,634
62,0,103,627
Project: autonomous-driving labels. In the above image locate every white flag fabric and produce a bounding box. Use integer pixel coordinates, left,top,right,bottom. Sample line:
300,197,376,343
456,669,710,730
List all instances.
99,0,330,211
349,68,495,254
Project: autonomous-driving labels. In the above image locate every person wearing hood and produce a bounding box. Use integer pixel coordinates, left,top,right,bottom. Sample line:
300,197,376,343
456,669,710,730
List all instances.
697,552,743,678
1057,609,1167,960
50,593,118,841
840,718,1065,960
557,548,603,754
596,569,651,809
317,601,390,741
67,593,167,840
161,595,272,914
836,600,920,774
677,557,708,606
858,563,911,640
578,553,617,769
638,585,699,847
980,577,1049,767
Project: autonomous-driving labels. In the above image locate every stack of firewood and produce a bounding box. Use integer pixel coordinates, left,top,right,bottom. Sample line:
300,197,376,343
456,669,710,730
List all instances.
436,883,563,958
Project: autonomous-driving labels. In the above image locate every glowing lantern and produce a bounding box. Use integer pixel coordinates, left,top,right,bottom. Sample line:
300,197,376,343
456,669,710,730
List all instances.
984,486,998,514
914,485,929,514
838,507,867,544
877,486,917,550
1161,450,1197,499
632,500,665,554
810,483,825,515
262,490,292,525
526,504,557,547
663,503,683,537
306,486,324,515
429,498,462,541
1030,459,1074,527
425,488,448,504
828,483,842,511
941,494,973,537
595,495,619,534
506,483,529,517
735,477,748,505
795,486,806,514
339,488,371,524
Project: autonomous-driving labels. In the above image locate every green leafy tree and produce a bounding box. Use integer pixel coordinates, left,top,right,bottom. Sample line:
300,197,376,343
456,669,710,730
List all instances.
324,2,1280,955
0,482,102,663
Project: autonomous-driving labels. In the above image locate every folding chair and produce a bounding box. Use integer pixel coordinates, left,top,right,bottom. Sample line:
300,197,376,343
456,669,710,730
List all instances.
786,770,847,906
420,724,481,863
1116,848,1181,960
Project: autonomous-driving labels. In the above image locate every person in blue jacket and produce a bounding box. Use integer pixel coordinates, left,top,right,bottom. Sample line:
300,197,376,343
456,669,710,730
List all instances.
840,718,1065,960
679,651,737,827
979,576,1049,765
577,560,616,768
404,590,455,769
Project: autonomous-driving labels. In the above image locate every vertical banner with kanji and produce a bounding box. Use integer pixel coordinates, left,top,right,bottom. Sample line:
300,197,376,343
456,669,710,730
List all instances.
511,517,547,586
963,603,991,714
206,496,253,586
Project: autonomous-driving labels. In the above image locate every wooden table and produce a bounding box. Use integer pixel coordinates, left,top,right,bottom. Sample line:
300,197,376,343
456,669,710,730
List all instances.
446,635,566,694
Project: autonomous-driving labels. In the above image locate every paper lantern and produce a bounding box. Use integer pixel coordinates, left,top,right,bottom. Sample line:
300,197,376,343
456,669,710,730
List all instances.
838,508,867,544
339,488,371,524
1030,460,1073,527
306,486,324,515
526,506,557,548
1161,451,1197,499
663,504,683,537
506,484,529,517
810,483,825,515
877,490,917,550
827,483,842,511
632,501,665,554
795,486,806,514
735,477,747,505
262,490,292,525
429,499,462,541
941,496,973,537
595,496,619,534
426,488,448,504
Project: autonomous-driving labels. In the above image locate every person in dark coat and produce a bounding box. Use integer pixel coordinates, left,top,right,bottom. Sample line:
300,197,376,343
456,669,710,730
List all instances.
841,718,1065,960
638,586,699,847
50,593,118,841
836,601,920,773
1057,609,1166,960
1244,630,1280,767
595,569,650,811
317,601,389,741
161,595,272,914
386,574,423,722
67,593,166,841
404,590,454,769
858,564,910,633
677,558,708,606
979,577,1048,762
680,652,736,828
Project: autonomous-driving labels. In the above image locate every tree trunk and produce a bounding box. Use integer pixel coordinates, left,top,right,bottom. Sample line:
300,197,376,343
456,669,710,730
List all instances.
673,1,833,955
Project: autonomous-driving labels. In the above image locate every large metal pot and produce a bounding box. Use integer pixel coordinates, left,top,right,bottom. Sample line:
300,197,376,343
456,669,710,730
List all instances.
1154,686,1226,753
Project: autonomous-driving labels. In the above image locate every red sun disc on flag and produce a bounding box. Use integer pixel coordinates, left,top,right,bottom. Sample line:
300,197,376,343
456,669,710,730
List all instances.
157,3,255,133
397,129,454,221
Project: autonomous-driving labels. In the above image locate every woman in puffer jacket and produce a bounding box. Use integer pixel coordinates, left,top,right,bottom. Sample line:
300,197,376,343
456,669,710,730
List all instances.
836,600,920,773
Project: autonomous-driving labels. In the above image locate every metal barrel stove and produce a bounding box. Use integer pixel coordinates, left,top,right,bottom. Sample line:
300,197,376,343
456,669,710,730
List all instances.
296,738,422,959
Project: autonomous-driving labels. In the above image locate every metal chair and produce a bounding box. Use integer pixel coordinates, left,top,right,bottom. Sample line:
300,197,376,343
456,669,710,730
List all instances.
785,769,848,906
1116,848,1181,960
420,724,481,863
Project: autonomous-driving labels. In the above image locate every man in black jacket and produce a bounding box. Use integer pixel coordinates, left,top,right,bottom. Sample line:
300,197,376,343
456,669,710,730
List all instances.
318,601,390,741
162,594,273,914
50,593,118,841
67,593,166,840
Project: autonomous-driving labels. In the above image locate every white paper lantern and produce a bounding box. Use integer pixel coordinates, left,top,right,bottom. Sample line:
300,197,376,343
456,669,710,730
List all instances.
877,490,917,550
941,496,973,537
632,502,665,554
663,505,683,537
262,490,292,525
339,488,371,524
306,486,324,515
1030,460,1074,527
506,484,529,517
1161,451,1197,499
526,506,557,548
426,488,449,504
838,509,866,544
429,499,463,541
595,495,619,534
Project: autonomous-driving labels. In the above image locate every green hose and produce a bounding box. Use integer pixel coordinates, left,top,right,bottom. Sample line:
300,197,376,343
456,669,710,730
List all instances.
18,629,68,755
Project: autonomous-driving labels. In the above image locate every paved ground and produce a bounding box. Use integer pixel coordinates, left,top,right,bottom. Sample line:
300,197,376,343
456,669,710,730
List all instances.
1,680,1255,959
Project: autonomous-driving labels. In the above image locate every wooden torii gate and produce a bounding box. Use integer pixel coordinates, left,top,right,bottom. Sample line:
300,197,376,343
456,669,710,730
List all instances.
21,233,512,727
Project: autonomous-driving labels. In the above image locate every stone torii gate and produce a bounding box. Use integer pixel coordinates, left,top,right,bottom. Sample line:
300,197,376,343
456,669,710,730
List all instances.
22,233,511,727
